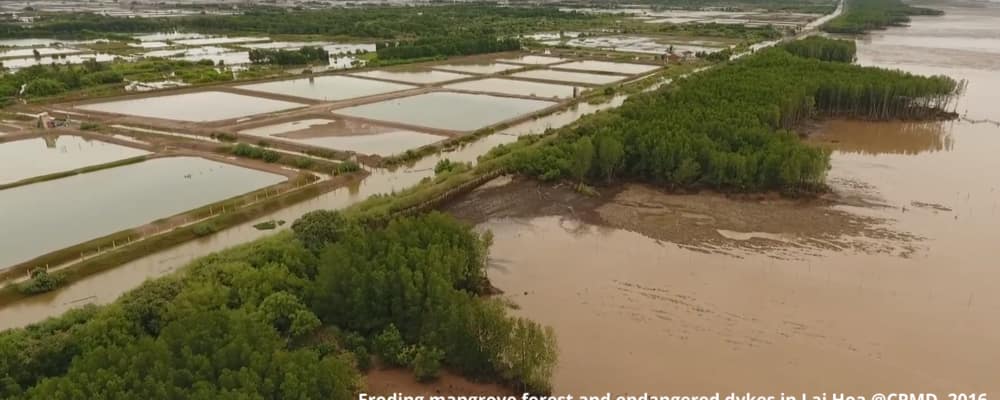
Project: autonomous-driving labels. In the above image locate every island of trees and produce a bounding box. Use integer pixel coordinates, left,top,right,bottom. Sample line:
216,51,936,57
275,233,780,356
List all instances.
502,37,960,192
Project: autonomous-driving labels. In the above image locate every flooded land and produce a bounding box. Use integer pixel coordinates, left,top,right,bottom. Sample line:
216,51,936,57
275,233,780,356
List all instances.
443,0,1000,394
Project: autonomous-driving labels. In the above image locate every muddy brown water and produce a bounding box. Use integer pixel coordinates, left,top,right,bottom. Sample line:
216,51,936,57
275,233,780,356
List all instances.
444,1,1000,395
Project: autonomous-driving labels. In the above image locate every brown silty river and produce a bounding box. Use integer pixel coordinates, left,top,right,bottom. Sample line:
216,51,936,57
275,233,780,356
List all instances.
447,1,1000,395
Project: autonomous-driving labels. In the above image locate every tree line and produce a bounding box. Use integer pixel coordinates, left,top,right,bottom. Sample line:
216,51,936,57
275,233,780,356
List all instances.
0,210,557,398
822,0,944,34
377,37,521,60
248,46,330,66
503,38,960,192
0,6,607,40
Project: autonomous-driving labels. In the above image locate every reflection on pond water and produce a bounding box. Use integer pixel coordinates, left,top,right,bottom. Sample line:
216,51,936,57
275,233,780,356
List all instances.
810,119,954,155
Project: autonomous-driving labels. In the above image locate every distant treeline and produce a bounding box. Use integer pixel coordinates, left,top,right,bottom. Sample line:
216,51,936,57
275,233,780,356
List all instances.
0,6,605,40
822,0,943,34
0,211,557,398
248,46,329,65
502,37,959,192
376,37,521,60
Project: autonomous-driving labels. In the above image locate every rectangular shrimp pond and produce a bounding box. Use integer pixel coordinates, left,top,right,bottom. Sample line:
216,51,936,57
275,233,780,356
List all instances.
238,118,447,156
235,75,416,102
0,135,149,185
554,60,661,75
75,91,306,122
0,156,285,269
432,62,524,75
508,69,626,85
444,78,580,99
332,91,556,132
350,69,471,84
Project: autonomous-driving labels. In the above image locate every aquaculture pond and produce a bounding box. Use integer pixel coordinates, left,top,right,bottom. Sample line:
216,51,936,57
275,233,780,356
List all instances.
555,60,661,75
351,69,471,84
332,91,556,132
236,75,416,102
0,136,149,185
432,62,523,75
76,91,306,122
509,69,626,85
496,55,569,65
0,156,285,269
444,78,580,99
239,118,446,156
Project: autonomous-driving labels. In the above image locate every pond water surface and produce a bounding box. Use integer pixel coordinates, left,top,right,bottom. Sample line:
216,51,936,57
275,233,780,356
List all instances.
0,156,285,269
508,69,626,85
236,75,415,102
351,69,472,84
333,91,556,132
76,91,306,122
0,136,149,185
239,118,446,156
444,78,580,99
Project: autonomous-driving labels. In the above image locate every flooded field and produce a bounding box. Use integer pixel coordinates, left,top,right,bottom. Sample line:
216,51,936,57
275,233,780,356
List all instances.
444,78,580,99
445,0,1000,394
508,69,626,85
0,135,149,185
76,91,306,122
351,69,471,84
236,75,415,102
239,118,446,156
496,55,568,65
0,156,285,269
432,62,523,75
554,60,660,75
333,91,556,132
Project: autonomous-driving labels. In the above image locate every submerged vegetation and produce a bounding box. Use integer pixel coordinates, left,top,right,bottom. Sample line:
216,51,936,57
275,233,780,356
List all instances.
822,0,944,34
503,38,959,192
0,211,557,398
